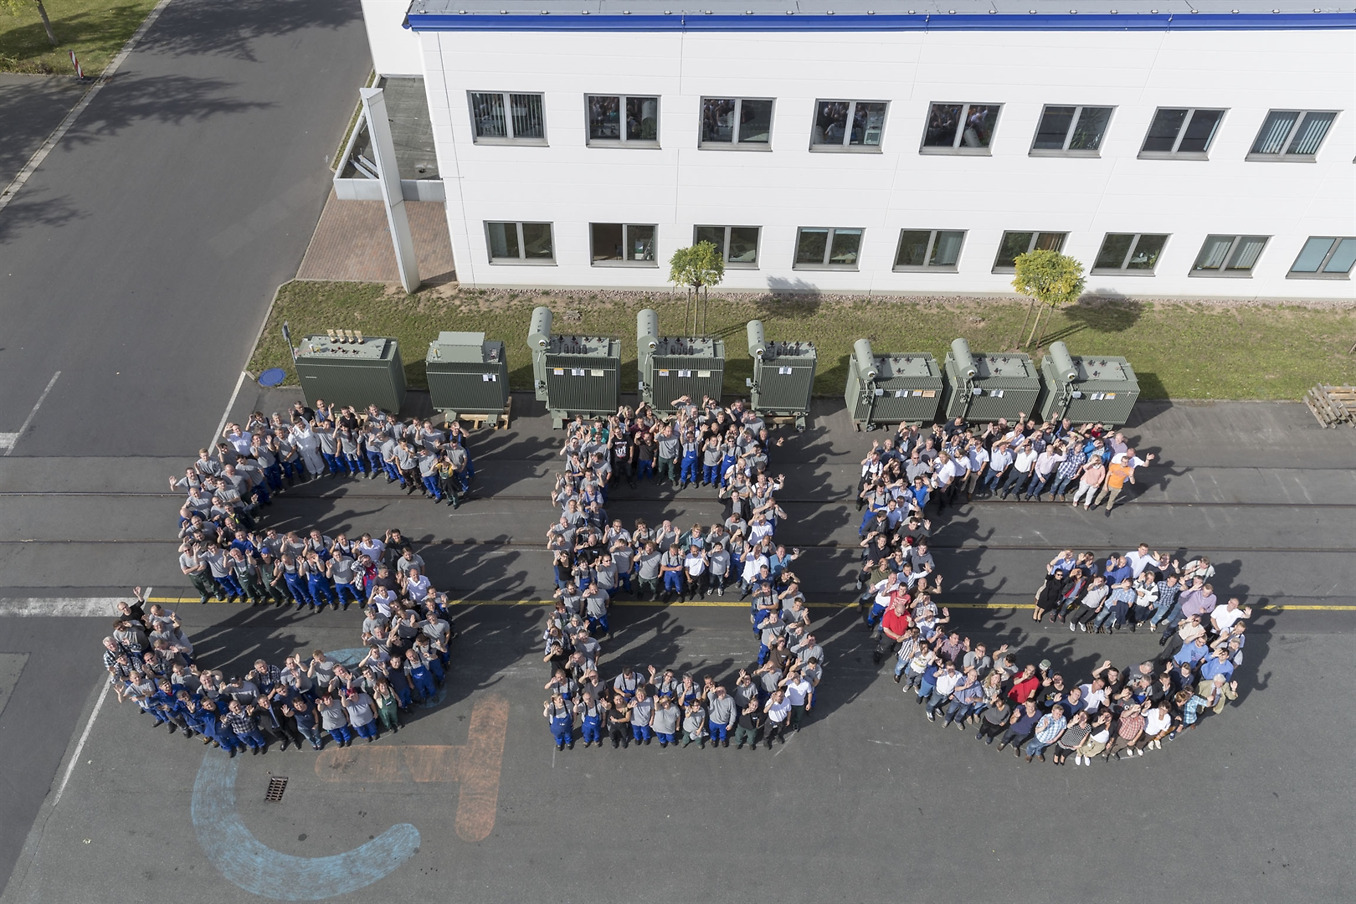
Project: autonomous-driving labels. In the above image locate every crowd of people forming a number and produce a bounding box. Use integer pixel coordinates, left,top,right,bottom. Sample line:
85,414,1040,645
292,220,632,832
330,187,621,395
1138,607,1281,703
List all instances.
100,400,472,756
540,396,826,750
854,417,1249,764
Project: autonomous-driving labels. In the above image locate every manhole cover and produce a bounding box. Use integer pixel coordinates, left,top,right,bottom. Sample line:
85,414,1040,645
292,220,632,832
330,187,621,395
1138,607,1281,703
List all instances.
265,777,289,802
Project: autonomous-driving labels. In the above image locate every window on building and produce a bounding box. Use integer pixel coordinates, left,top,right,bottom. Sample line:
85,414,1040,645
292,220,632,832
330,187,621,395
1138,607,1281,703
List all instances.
699,98,773,147
586,95,659,146
810,100,887,150
469,92,546,144
694,225,761,266
1288,236,1356,278
486,222,554,263
894,230,965,271
1139,108,1225,157
1030,105,1113,155
1248,110,1337,160
1092,233,1169,274
921,103,1000,152
793,228,863,269
993,231,1068,271
1191,235,1268,276
590,223,657,266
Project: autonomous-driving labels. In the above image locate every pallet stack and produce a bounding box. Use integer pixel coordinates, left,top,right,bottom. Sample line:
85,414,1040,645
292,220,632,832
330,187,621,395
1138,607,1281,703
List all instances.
1304,384,1356,428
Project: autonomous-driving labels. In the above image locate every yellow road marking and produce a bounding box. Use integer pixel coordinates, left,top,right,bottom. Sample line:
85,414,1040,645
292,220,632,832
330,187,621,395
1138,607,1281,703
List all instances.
142,595,1352,612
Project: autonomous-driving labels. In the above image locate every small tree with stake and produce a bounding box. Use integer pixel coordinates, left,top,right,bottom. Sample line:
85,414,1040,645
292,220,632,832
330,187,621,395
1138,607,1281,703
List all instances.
1,0,60,49
668,241,725,337
1013,249,1085,349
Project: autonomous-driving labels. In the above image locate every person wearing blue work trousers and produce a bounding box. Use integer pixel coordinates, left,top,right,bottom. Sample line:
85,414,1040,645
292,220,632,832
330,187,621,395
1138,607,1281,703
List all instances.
417,448,443,502
224,700,268,755
403,649,438,702
544,692,574,750
361,423,386,478
659,543,686,603
316,693,353,748
574,691,604,747
303,552,337,611
650,697,680,747
335,422,363,474
343,689,380,742
279,553,313,609
678,430,700,488
626,688,655,746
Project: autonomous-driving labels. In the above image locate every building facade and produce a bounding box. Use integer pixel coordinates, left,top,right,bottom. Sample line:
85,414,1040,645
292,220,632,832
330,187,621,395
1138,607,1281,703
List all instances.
367,2,1356,299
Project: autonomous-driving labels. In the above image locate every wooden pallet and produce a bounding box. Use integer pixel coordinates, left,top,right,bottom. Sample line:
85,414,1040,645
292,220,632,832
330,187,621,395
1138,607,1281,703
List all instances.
443,396,512,431
1304,384,1356,428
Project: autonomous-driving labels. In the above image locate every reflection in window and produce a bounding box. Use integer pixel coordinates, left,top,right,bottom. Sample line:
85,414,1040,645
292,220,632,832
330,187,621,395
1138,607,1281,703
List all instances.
1288,237,1356,278
1093,233,1169,273
811,100,887,149
590,223,657,266
922,102,1000,151
486,221,554,263
1140,108,1224,156
794,228,862,269
587,95,659,144
694,225,761,266
700,98,773,146
1031,105,1113,154
894,230,965,270
1191,235,1268,275
993,231,1067,270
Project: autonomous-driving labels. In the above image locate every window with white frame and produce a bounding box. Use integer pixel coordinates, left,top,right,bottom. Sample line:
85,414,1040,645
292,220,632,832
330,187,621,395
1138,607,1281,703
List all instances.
1139,108,1225,158
921,103,1000,152
591,223,657,266
699,98,773,147
810,100,887,150
694,225,761,266
993,231,1068,271
468,92,546,144
794,228,863,269
1191,235,1268,276
1288,237,1356,278
485,222,554,263
894,230,965,271
1030,105,1114,155
1248,110,1337,160
586,95,659,146
1092,233,1169,274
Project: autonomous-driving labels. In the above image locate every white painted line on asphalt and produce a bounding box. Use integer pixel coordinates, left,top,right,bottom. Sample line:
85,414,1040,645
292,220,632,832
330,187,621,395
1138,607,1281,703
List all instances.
3,371,60,458
0,433,17,453
210,370,249,450
0,0,176,214
51,683,108,810
0,598,120,617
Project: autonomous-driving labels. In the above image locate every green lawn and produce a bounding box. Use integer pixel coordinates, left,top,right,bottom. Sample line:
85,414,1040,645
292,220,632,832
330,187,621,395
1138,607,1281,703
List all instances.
0,0,159,75
250,281,1356,402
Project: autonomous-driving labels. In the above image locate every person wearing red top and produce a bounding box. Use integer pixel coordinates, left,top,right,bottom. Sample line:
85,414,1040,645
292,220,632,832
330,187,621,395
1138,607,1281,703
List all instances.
871,598,912,665
1006,664,1041,704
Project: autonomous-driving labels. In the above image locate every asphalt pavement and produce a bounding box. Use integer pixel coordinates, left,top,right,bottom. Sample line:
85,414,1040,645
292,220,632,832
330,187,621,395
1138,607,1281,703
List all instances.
0,73,86,188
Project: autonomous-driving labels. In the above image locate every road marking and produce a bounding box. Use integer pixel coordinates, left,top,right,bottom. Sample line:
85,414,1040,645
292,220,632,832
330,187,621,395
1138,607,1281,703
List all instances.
52,682,107,809
0,0,175,214
210,370,249,450
313,695,509,842
3,371,60,457
0,598,119,617
192,755,419,901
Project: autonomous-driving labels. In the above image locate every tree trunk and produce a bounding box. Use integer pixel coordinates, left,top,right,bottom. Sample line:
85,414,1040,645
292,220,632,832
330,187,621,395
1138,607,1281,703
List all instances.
701,284,709,337
1016,298,1037,350
683,287,692,336
1026,304,1046,348
36,0,59,48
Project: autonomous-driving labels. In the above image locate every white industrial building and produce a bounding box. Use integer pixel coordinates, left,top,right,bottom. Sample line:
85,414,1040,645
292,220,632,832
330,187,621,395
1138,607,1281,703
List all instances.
357,0,1356,299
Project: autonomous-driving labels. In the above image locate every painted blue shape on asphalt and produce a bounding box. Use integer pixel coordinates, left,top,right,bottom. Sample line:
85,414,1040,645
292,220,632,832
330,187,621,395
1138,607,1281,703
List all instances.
191,754,420,901
259,368,287,387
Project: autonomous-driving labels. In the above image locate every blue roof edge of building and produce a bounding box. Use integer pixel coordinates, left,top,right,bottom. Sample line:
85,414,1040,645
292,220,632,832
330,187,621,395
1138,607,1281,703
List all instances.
405,11,1356,32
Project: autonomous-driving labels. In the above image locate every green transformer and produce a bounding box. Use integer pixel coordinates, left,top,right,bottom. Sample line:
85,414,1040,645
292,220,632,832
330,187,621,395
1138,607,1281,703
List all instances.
425,331,509,416
844,339,944,430
1038,341,1140,427
747,319,816,430
527,306,621,428
293,334,406,414
637,308,725,413
942,338,1041,424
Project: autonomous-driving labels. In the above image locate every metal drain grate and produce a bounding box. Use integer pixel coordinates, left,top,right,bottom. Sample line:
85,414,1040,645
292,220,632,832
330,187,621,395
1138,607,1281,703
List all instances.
265,777,288,802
